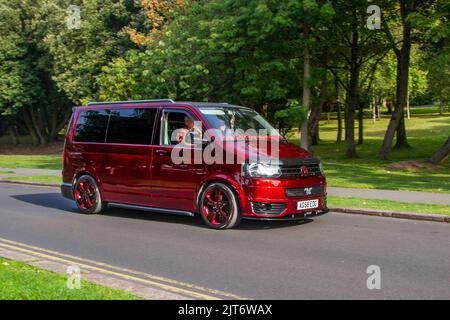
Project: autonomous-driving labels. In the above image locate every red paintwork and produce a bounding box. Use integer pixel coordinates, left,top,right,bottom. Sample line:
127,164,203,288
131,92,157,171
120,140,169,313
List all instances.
62,102,327,219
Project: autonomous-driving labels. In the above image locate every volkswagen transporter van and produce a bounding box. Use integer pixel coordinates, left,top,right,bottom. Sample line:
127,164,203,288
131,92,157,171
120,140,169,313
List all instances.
61,99,328,229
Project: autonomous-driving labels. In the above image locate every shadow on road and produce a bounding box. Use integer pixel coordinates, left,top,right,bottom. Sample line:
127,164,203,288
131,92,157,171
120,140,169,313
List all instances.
11,193,79,213
11,192,315,230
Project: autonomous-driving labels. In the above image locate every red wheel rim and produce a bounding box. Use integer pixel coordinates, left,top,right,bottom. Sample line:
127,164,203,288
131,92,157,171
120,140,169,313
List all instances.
203,187,231,226
75,179,96,210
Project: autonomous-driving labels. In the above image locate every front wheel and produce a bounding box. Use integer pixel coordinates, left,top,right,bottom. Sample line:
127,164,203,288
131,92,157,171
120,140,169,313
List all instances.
74,175,105,214
199,183,241,229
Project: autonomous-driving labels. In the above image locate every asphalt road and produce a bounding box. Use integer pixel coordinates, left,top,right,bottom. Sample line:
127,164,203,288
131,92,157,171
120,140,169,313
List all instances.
0,183,449,299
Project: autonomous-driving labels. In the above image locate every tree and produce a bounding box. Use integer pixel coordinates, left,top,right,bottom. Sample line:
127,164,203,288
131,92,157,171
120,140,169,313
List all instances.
322,0,388,157
98,0,309,119
126,0,187,46
0,0,71,145
40,0,143,105
429,136,450,164
379,0,435,159
424,0,450,113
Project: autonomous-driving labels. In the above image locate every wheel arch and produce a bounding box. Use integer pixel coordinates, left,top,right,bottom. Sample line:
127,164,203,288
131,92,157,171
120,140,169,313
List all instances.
195,177,243,214
72,169,105,196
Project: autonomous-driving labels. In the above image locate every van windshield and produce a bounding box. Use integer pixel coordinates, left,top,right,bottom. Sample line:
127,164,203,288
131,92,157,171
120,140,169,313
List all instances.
199,107,281,139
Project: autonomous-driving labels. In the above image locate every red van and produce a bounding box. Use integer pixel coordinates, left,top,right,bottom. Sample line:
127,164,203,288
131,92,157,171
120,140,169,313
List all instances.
61,99,328,229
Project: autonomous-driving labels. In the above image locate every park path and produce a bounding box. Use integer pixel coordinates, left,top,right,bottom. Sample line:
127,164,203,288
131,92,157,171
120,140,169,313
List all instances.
0,167,449,205
0,167,60,177
330,186,450,206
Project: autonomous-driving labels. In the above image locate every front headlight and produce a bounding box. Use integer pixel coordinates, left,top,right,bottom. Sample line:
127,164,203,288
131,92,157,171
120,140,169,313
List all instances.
243,162,282,178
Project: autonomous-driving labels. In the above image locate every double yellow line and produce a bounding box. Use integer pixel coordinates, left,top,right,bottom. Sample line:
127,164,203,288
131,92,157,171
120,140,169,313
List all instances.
0,236,247,300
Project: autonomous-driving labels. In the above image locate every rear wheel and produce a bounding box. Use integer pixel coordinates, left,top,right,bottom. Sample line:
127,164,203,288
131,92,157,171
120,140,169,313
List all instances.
199,183,241,229
74,175,105,214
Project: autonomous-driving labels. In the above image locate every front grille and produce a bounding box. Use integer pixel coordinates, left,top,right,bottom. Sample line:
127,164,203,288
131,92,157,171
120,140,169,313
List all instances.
285,186,325,197
252,202,286,215
280,163,322,178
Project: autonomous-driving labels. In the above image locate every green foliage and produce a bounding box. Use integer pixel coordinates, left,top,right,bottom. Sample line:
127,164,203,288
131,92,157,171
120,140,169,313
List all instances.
0,0,41,115
38,0,142,104
274,100,307,137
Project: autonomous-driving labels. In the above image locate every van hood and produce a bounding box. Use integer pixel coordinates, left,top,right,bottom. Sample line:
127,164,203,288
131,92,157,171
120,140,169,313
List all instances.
214,137,312,164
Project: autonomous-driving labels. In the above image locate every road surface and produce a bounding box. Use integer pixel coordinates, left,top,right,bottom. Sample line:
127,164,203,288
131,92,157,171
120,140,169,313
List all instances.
0,183,449,299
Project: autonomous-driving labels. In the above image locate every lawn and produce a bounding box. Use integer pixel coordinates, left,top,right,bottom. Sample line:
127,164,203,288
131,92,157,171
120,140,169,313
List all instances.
0,257,139,300
329,196,450,216
0,155,62,170
289,106,450,193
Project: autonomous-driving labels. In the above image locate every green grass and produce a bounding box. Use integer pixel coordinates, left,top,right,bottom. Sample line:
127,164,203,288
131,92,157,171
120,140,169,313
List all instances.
289,107,450,193
0,257,139,300
0,155,62,170
0,170,15,174
329,196,450,216
3,175,61,184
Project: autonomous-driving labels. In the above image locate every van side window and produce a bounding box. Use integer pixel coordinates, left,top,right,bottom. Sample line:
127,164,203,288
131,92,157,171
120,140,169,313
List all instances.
161,111,195,146
106,108,157,145
74,110,110,143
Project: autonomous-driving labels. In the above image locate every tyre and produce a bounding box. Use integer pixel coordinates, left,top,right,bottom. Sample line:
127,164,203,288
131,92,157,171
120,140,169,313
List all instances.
74,175,105,214
199,182,241,229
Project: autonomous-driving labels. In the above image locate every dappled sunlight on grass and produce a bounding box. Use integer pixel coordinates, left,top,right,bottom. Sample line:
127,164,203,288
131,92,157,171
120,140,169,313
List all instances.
289,109,450,193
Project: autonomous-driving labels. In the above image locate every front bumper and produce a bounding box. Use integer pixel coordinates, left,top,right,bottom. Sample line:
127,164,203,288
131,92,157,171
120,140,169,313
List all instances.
240,176,328,219
61,183,74,200
243,207,329,221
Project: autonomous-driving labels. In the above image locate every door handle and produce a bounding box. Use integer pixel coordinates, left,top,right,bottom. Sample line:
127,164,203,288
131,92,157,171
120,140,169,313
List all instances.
155,149,168,156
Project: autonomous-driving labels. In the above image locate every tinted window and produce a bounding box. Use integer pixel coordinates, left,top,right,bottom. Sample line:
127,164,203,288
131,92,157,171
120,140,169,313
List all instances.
106,108,156,145
74,110,110,143
161,111,195,145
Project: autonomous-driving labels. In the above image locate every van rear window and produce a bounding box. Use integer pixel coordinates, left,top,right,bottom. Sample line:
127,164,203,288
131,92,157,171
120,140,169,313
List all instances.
74,110,110,143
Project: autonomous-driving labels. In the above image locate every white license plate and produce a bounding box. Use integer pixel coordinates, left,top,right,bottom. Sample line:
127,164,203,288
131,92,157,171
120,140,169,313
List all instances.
297,199,319,210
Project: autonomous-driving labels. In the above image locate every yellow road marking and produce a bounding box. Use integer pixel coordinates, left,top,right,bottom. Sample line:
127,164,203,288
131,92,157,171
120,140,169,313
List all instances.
0,237,247,300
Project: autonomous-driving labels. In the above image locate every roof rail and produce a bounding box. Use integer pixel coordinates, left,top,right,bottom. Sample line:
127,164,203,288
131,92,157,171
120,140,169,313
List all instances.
87,99,175,106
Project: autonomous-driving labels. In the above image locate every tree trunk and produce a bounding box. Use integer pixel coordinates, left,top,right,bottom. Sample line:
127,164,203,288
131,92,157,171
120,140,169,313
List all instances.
308,77,328,146
380,0,412,159
49,107,71,141
386,99,393,114
358,100,364,145
7,125,18,146
19,108,39,146
335,78,342,143
300,22,311,150
406,91,411,119
29,106,47,145
345,18,359,158
429,136,450,164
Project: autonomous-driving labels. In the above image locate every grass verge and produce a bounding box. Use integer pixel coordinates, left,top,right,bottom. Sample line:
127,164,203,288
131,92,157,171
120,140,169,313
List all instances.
0,155,62,170
328,196,450,216
0,257,140,300
2,175,61,184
